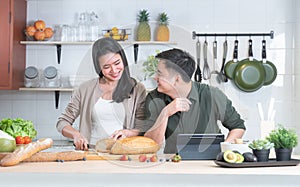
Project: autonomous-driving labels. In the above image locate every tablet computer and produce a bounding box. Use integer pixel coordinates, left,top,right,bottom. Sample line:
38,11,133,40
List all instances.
176,134,224,160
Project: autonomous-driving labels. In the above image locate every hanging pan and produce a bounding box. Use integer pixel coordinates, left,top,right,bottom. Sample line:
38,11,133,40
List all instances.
261,39,277,85
233,39,266,92
224,39,239,79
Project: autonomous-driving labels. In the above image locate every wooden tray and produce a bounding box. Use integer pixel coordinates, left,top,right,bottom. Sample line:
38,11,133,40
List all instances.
214,159,300,168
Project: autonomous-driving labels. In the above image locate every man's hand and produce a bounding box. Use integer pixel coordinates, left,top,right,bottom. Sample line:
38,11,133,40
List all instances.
164,98,192,117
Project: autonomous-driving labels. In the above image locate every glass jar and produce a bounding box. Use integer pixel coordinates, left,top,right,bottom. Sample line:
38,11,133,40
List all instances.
24,66,40,88
43,66,60,87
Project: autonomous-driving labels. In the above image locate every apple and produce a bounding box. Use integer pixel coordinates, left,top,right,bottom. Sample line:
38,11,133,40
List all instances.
119,155,129,161
138,154,147,162
150,155,158,162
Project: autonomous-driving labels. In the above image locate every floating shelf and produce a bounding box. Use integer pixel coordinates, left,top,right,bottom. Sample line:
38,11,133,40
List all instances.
19,87,74,109
20,40,177,64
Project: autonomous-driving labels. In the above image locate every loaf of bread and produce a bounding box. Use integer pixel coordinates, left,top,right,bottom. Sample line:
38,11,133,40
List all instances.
95,138,116,153
0,138,53,167
110,136,160,155
23,151,87,162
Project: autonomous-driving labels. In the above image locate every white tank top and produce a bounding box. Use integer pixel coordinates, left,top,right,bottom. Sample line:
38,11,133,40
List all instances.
90,97,125,145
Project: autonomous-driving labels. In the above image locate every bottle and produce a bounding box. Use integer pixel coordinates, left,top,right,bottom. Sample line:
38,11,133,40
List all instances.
90,11,100,41
78,12,87,41
24,66,40,88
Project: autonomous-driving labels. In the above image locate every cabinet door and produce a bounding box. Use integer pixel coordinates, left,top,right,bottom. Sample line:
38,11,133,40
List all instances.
0,0,10,87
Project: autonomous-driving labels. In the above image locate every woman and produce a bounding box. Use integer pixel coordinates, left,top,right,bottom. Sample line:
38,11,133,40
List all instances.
56,38,146,150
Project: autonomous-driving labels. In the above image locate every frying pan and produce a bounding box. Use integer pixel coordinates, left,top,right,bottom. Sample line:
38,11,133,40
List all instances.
261,40,277,85
233,39,266,92
224,40,239,79
194,38,202,82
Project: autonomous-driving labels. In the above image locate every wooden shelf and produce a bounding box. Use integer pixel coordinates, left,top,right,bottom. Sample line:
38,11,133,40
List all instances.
19,87,74,91
20,41,177,45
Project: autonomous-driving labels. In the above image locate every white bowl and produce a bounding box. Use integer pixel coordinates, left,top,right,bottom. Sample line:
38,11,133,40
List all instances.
220,142,252,154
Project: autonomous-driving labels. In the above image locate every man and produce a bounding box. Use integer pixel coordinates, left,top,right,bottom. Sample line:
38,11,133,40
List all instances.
144,48,245,153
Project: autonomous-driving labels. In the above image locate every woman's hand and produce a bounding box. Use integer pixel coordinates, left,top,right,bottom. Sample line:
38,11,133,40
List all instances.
110,129,139,140
73,132,89,151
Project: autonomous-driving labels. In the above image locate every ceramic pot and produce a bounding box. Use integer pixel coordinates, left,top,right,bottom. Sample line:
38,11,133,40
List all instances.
275,148,292,161
253,149,270,162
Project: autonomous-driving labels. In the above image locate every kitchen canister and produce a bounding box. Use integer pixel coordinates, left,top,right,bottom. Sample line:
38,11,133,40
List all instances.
43,66,60,87
24,66,40,88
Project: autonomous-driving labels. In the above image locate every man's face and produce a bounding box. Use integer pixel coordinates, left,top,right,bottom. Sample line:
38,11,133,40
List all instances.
154,61,177,94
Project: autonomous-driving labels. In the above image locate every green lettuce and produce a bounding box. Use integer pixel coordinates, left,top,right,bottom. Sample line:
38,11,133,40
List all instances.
0,118,37,139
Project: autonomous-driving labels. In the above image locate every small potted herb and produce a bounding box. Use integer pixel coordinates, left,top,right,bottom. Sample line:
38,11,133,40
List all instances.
142,51,159,89
267,125,298,161
248,139,274,162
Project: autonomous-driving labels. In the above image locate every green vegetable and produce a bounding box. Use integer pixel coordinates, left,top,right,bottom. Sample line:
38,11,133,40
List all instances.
0,118,37,139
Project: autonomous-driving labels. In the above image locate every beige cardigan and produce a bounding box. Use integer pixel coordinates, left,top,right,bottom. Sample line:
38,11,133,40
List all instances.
56,78,146,143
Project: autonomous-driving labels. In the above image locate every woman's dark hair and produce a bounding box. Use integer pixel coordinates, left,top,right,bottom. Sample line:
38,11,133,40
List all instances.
92,37,136,103
155,48,195,82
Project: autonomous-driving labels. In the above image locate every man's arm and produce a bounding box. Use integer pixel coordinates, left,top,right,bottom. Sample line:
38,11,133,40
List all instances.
225,128,245,143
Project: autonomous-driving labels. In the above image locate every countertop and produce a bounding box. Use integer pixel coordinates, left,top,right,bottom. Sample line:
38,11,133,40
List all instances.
1,154,300,187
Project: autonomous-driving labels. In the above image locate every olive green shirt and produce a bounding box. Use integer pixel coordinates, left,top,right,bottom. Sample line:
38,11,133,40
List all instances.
145,82,245,153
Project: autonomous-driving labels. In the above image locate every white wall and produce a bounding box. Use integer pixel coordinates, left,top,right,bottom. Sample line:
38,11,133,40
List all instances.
0,0,299,153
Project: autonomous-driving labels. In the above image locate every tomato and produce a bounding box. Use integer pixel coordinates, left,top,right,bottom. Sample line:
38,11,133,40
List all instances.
15,136,25,144
23,136,32,144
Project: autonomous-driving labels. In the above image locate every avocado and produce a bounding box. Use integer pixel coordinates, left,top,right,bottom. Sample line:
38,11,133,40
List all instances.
216,152,224,161
223,150,237,163
232,150,241,155
242,152,258,162
235,153,244,163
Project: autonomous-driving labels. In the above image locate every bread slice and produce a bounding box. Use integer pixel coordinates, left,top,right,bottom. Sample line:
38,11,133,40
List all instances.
110,136,160,155
95,138,116,153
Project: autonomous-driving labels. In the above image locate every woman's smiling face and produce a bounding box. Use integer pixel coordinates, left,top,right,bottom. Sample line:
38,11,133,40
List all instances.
99,52,124,81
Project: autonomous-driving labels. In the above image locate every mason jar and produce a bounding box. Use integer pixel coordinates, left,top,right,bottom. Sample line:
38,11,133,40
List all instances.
43,66,60,87
24,66,40,88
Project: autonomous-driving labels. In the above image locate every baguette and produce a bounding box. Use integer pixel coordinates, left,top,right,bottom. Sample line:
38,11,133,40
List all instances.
110,136,160,155
23,151,87,162
95,138,116,153
0,138,53,167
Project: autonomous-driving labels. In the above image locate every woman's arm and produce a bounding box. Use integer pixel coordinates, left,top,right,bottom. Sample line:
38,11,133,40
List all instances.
62,125,89,150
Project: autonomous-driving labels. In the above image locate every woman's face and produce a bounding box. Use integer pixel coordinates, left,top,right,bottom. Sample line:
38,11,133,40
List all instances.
99,52,124,81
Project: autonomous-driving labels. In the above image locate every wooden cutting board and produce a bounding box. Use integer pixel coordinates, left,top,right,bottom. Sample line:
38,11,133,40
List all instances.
0,151,162,162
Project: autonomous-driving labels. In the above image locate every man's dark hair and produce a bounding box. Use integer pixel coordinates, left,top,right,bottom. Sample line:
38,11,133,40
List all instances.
155,48,195,82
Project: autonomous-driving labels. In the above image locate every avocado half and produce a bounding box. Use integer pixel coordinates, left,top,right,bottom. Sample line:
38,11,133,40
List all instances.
223,150,238,163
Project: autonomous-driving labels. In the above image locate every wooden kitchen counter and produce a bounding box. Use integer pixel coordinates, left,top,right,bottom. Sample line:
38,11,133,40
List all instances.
1,155,300,187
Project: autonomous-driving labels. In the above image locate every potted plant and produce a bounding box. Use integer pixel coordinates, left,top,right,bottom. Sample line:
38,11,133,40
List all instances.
141,52,159,89
267,125,298,161
248,139,274,162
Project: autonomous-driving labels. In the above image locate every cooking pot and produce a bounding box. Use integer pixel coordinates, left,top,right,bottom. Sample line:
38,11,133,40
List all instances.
261,40,277,85
224,40,239,80
233,39,266,92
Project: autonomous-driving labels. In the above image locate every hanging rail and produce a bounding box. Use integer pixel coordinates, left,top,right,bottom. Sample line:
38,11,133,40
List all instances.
192,30,274,40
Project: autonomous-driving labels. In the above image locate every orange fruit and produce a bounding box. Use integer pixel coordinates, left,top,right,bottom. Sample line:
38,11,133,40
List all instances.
25,26,36,36
34,30,45,41
34,20,46,31
44,27,53,38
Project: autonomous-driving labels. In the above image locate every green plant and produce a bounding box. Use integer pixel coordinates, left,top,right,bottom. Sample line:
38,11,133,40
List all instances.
267,125,298,149
248,139,274,150
142,51,159,79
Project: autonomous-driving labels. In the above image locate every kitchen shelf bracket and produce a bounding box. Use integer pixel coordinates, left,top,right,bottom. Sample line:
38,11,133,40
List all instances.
192,31,274,40
56,44,62,64
55,90,60,109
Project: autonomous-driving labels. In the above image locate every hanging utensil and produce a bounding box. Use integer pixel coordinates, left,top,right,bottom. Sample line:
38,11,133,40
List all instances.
224,39,239,79
210,39,220,86
194,37,202,82
261,39,277,85
202,40,211,80
218,39,228,82
233,39,266,92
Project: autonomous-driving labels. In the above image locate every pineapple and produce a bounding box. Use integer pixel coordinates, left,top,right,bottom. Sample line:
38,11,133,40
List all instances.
156,12,170,41
137,9,151,41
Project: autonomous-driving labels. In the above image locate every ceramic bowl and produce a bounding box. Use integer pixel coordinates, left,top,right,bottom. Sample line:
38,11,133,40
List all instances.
220,142,252,154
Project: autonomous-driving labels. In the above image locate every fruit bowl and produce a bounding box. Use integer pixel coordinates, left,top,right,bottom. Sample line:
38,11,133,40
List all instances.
25,20,54,41
102,28,131,41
